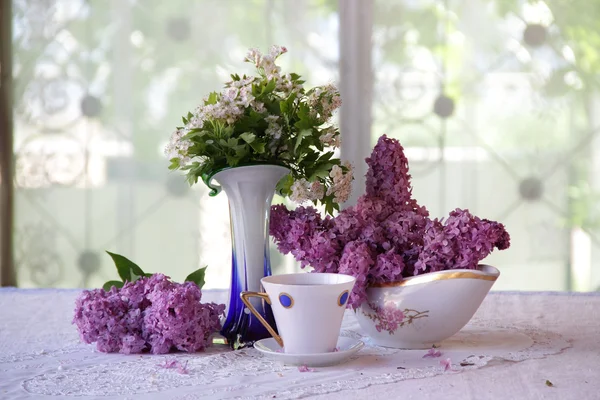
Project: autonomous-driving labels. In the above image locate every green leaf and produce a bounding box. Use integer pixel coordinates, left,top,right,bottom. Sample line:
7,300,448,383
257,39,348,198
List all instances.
276,174,294,195
294,118,315,130
319,151,335,162
310,169,331,180
325,201,334,216
235,112,263,133
240,132,256,144
185,266,207,289
225,154,239,166
102,280,124,291
280,100,289,114
295,129,312,152
280,92,298,116
183,129,206,140
222,125,234,138
248,109,264,121
130,271,143,283
297,102,310,119
187,173,198,185
206,92,219,105
307,161,335,181
235,146,249,160
168,158,180,170
261,78,277,95
249,140,266,154
301,150,320,164
105,251,146,283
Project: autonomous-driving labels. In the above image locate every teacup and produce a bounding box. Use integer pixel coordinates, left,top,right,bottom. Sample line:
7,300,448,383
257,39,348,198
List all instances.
241,272,356,354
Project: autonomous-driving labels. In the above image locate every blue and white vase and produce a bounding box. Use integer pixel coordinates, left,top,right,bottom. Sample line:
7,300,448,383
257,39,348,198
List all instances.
210,164,290,348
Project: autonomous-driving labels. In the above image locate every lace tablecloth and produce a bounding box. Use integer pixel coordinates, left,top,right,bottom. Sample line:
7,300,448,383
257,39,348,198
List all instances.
0,289,598,400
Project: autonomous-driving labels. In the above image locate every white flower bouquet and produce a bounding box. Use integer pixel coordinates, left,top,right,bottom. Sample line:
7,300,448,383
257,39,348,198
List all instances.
165,46,352,214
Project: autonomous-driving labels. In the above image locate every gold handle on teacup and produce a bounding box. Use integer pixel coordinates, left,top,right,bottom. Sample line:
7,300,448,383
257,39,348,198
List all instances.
240,291,284,348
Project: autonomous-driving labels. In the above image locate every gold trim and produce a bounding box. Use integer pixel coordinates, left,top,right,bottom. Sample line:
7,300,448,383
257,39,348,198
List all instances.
337,290,349,307
278,292,294,309
370,271,497,288
240,291,284,347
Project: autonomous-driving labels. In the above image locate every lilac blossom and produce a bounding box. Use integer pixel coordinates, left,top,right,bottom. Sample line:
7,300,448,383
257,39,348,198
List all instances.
415,209,511,274
338,241,376,308
73,274,225,354
371,251,405,284
269,135,511,308
365,135,416,206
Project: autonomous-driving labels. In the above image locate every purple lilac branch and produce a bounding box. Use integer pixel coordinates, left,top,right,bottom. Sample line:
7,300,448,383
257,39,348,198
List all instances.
270,135,511,308
73,274,225,354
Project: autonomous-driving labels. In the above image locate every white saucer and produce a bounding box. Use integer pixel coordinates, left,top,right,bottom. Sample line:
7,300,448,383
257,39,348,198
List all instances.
254,336,364,367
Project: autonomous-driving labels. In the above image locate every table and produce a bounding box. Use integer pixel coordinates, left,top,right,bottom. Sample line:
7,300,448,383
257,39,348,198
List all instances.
0,289,598,400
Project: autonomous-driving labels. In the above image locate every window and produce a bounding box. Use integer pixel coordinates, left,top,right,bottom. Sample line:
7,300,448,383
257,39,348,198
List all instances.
4,0,600,291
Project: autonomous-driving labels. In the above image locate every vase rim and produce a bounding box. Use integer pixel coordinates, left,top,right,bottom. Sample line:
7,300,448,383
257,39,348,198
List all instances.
212,163,290,176
368,264,499,288
203,163,290,197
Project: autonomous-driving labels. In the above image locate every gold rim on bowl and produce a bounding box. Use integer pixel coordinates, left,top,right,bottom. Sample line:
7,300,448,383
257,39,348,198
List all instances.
369,264,499,288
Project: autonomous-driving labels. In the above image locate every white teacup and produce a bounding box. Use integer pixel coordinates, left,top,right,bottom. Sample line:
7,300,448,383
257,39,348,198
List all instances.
241,273,356,354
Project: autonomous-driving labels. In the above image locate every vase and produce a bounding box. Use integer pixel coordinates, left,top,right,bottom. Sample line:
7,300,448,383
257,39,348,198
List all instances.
354,264,499,349
210,164,290,348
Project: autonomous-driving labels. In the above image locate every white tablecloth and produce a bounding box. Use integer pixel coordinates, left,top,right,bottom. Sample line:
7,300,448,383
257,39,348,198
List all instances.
0,289,598,400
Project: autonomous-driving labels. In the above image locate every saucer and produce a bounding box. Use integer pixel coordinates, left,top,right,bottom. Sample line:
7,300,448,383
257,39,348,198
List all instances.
254,336,364,367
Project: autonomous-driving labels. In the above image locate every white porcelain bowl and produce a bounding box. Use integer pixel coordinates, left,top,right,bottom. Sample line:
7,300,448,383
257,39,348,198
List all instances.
355,265,499,349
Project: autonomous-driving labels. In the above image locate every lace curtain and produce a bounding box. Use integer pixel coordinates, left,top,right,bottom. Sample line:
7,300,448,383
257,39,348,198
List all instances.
2,0,600,291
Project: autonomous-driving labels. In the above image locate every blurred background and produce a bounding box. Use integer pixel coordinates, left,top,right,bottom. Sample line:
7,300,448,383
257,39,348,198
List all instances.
1,0,599,292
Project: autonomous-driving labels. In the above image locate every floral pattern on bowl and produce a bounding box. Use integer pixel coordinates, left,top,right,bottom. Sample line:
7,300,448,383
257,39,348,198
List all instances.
361,303,429,335
355,264,499,349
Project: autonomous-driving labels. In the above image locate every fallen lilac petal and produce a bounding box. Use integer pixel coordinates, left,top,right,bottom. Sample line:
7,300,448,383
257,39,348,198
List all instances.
298,365,314,372
423,348,442,358
158,359,178,369
158,359,189,373
440,358,452,371
176,360,189,375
